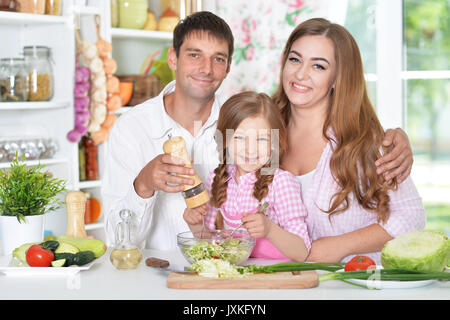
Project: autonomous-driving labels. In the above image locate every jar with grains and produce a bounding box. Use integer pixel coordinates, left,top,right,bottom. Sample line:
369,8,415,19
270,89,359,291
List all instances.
45,0,61,15
23,46,54,101
0,58,29,102
16,0,45,14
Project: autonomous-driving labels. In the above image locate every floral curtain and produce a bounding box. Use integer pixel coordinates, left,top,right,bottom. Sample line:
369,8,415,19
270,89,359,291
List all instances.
215,0,343,99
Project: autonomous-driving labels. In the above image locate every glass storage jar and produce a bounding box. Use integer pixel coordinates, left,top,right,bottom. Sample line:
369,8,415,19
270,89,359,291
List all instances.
16,0,45,14
23,46,54,101
45,0,61,15
0,58,29,102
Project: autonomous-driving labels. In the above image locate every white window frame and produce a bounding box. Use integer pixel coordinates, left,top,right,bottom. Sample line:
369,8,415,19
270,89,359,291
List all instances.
376,0,404,130
375,0,450,131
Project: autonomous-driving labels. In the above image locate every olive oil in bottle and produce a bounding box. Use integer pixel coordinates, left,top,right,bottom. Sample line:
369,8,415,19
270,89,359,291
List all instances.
110,248,142,269
110,209,142,269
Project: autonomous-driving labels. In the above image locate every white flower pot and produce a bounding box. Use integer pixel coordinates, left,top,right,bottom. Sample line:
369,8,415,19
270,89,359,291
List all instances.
0,215,45,256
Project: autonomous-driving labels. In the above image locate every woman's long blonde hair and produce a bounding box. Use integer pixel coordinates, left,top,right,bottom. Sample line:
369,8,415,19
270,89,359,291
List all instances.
272,18,396,223
212,91,287,229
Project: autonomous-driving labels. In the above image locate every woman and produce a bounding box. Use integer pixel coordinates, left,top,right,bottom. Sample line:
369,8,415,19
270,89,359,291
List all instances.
273,18,425,263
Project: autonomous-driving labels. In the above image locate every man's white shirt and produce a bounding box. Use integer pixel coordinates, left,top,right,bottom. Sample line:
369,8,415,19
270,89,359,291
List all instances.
101,80,224,250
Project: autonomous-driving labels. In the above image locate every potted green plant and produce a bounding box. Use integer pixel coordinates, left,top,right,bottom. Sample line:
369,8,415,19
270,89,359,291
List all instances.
0,155,66,256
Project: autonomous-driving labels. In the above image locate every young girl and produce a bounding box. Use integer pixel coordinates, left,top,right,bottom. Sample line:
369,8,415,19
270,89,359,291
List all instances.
183,91,310,262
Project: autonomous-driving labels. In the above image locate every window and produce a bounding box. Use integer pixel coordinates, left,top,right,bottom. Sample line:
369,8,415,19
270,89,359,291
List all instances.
345,0,450,235
404,0,450,234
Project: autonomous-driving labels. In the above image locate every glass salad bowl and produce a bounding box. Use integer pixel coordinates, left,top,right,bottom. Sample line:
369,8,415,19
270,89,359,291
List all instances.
177,229,255,266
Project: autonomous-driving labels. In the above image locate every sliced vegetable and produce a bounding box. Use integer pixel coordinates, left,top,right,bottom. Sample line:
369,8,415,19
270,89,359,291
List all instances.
26,244,54,267
51,259,66,268
188,258,244,278
55,242,79,254
56,235,106,258
182,239,251,265
344,256,376,271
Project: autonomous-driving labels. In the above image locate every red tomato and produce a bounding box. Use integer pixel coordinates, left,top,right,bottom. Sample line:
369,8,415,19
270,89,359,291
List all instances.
26,244,54,267
344,255,376,271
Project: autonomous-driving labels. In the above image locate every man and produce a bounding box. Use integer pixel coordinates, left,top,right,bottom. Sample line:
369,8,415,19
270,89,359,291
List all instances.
102,11,413,250
102,12,234,249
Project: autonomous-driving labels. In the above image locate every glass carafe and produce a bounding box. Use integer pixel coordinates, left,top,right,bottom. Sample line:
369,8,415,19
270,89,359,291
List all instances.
110,209,143,269
23,46,54,101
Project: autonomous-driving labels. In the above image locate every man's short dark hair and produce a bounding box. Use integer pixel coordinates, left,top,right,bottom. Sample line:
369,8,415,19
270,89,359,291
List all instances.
173,11,234,64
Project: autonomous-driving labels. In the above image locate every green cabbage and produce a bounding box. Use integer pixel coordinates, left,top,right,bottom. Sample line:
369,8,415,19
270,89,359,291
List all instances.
381,230,450,272
188,259,244,278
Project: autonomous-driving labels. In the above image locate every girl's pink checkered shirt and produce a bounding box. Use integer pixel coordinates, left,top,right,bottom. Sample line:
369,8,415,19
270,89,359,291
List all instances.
204,165,312,251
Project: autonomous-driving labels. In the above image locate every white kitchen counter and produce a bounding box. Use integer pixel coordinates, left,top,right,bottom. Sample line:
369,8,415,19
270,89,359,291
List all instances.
0,248,448,301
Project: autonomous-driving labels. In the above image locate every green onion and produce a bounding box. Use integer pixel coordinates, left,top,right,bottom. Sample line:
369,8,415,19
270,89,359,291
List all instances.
319,268,450,282
238,262,346,274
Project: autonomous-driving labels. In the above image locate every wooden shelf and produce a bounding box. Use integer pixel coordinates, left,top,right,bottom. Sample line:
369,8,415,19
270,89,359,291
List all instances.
111,28,173,41
78,180,102,189
75,6,101,16
0,101,70,111
0,11,69,25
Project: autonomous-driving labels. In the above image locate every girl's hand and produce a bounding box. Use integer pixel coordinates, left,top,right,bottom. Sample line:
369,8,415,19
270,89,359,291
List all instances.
376,128,413,183
241,212,273,238
183,204,207,226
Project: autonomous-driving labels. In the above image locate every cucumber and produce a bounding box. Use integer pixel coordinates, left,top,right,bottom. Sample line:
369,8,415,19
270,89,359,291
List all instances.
54,251,95,266
41,240,60,252
51,259,66,267
73,251,95,266
54,253,75,266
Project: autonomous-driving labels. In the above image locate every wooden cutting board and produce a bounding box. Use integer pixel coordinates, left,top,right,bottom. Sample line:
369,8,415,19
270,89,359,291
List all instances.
167,270,319,289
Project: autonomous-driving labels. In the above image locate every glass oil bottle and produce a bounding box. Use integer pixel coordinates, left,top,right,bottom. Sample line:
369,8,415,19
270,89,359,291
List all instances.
110,209,142,269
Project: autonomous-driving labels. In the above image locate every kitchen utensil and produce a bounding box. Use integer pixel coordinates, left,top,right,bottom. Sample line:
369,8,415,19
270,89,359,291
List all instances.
65,191,88,238
200,215,205,239
227,202,269,240
177,230,255,265
163,136,210,208
167,270,319,289
145,257,191,274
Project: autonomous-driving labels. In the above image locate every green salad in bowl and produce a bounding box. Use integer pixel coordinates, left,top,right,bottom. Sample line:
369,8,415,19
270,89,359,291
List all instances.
177,229,255,265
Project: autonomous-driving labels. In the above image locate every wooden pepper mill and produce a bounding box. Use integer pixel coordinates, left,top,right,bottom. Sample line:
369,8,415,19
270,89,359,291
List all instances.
163,136,209,208
65,191,88,238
